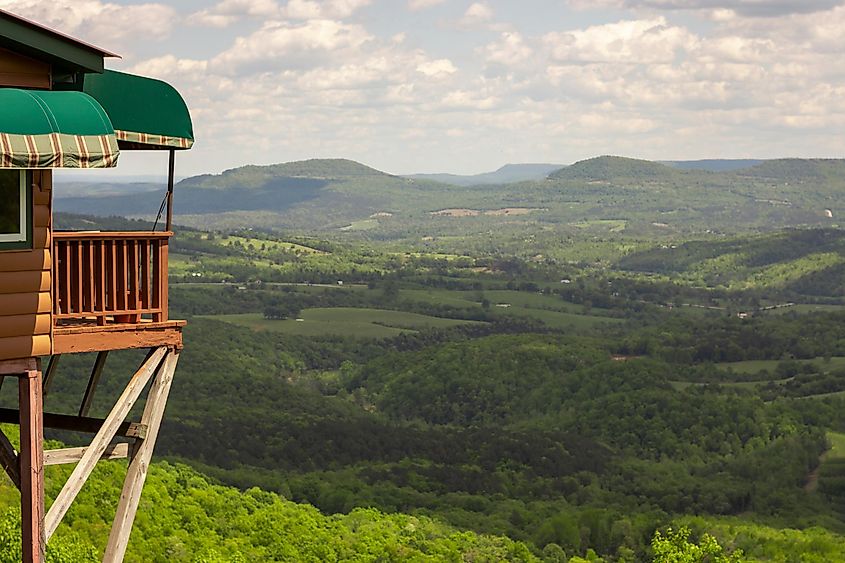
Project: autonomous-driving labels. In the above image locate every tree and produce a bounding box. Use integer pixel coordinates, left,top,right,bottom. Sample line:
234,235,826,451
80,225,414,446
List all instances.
651,526,742,563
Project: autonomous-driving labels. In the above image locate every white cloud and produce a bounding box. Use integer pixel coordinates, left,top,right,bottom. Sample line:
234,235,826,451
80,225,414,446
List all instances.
568,0,843,17
416,58,457,76
460,2,493,25
189,0,280,28
211,19,373,73
408,0,446,10
0,0,177,45
483,32,533,66
544,17,696,64
129,55,210,81
283,0,371,19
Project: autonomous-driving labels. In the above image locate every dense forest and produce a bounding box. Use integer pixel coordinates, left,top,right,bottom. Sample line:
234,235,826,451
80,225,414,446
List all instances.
7,212,845,561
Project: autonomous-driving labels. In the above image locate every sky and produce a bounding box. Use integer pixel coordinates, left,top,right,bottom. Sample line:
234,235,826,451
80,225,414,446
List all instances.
2,0,845,178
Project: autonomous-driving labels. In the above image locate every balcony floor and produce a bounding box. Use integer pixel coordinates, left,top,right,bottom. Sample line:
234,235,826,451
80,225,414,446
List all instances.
53,319,185,355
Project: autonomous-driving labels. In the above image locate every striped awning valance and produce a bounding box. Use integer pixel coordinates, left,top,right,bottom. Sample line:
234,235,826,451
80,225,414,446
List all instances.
0,89,119,168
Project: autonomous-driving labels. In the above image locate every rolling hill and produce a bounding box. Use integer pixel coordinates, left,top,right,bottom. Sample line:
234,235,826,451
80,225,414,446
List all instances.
54,156,844,240
406,163,566,186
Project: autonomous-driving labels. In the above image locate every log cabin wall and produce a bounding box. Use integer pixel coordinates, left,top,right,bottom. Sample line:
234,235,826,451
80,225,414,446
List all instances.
0,47,51,89
0,170,52,360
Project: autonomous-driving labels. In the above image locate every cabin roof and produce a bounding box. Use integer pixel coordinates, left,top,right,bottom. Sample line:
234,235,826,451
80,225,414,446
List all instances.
0,9,118,75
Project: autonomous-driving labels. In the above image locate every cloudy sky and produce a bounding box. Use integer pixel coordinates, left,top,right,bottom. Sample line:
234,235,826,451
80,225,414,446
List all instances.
3,0,845,177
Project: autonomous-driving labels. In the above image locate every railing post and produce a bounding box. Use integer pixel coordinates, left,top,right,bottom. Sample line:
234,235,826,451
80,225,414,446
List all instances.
52,232,171,326
160,238,168,322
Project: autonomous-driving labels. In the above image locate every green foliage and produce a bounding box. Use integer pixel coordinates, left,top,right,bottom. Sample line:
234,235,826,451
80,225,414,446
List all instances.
651,526,742,563
0,461,538,562
0,509,98,563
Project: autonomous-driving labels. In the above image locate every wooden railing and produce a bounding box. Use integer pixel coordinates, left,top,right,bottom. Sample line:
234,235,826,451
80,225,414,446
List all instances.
53,232,170,325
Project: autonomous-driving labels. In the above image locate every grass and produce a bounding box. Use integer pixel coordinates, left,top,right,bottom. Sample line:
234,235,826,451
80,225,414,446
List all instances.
826,432,845,460
340,220,378,231
201,308,483,339
397,288,621,329
669,378,793,391
765,304,845,315
495,306,622,329
208,234,325,254
717,357,845,375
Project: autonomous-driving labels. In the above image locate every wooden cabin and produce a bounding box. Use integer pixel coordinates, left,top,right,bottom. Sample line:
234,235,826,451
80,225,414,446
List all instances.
0,9,193,562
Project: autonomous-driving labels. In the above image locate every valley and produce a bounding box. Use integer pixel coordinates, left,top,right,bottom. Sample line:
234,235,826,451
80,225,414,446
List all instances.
7,171,845,559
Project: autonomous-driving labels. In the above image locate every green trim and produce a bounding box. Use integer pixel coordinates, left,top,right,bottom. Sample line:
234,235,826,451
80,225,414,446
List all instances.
0,10,110,74
0,170,32,251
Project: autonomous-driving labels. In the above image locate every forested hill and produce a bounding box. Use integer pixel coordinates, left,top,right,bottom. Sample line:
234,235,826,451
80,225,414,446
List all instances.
0,430,537,562
406,163,566,186
54,156,845,237
549,155,678,181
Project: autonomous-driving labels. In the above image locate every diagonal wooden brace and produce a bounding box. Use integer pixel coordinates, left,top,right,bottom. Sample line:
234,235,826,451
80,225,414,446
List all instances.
44,347,167,542
103,349,179,562
0,427,20,490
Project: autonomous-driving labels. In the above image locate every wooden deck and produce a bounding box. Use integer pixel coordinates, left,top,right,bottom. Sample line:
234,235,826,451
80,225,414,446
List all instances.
53,319,184,354
51,231,182,354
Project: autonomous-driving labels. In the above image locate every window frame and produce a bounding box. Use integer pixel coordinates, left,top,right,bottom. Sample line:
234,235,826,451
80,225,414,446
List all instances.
0,170,33,251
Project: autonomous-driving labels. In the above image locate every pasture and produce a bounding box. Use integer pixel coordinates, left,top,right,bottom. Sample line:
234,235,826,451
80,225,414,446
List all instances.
202,308,483,339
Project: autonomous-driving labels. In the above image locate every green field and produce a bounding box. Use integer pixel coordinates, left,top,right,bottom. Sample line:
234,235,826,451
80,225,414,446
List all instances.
202,308,483,338
717,357,845,375
211,234,326,254
765,304,845,315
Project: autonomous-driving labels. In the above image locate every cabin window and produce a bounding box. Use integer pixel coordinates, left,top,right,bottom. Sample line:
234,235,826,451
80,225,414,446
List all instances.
0,170,32,249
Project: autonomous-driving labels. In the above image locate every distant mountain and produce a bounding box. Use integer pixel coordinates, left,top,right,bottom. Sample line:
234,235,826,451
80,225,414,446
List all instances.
179,158,390,190
550,155,677,181
734,158,841,180
662,159,764,172
406,163,565,186
53,156,845,237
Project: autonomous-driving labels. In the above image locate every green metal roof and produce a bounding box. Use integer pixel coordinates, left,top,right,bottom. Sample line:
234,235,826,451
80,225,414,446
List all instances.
84,70,194,150
0,9,117,75
0,89,119,168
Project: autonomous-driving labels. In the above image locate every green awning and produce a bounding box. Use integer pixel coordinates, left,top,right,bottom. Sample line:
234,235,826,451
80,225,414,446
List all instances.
0,89,119,168
83,70,194,150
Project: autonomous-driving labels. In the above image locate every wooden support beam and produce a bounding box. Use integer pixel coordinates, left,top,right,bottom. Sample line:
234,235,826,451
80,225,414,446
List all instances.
0,427,20,490
44,443,129,466
78,351,108,417
0,358,37,375
19,369,44,563
45,347,166,542
104,349,179,563
0,409,147,439
42,356,60,396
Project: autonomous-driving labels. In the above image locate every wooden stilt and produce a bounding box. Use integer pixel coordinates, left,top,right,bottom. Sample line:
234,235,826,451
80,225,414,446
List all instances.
103,349,178,563
19,368,44,563
44,347,166,541
79,351,108,417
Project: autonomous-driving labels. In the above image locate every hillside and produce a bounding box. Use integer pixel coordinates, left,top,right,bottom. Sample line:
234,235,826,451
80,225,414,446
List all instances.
53,156,845,244
550,155,679,181
407,163,565,186
616,229,845,293
0,433,536,562
663,159,764,172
